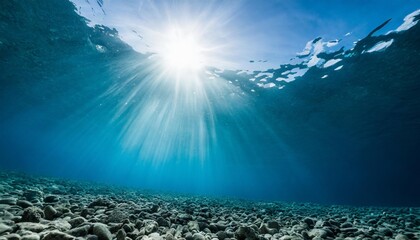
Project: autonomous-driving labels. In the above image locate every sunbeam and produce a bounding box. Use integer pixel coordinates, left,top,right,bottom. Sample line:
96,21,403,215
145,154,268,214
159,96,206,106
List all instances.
160,27,205,72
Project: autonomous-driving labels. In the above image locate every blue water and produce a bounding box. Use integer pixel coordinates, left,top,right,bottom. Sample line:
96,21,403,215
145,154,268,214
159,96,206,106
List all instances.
0,0,419,206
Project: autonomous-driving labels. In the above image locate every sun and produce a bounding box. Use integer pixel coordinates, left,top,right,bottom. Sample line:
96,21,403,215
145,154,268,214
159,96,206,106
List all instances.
160,28,205,72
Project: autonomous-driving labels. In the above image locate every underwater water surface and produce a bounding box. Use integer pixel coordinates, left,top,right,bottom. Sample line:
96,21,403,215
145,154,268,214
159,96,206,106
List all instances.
0,0,420,207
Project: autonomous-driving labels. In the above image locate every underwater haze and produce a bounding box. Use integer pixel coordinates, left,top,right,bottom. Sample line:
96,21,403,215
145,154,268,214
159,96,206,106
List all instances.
1,0,420,207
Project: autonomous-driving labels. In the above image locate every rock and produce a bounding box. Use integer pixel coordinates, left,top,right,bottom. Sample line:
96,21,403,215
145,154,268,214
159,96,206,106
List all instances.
4,234,20,240
0,198,17,205
215,222,227,231
279,236,293,240
44,196,59,203
107,209,128,223
21,234,40,240
266,221,280,230
185,233,193,240
88,199,111,208
0,210,14,220
259,223,277,235
209,224,218,233
16,223,48,233
258,224,269,234
67,217,87,228
188,221,200,232
192,233,205,240
378,227,393,237
157,217,170,227
165,233,176,240
235,226,258,240
308,229,327,238
216,231,228,240
44,206,57,220
48,220,71,232
0,223,12,234
148,233,163,240
198,222,209,231
178,214,192,221
143,220,158,234
66,225,91,237
122,224,133,233
340,227,358,233
340,222,352,228
21,207,44,223
116,229,126,240
303,218,315,228
23,190,42,201
86,235,99,240
150,204,159,213
16,200,33,208
42,230,75,240
93,223,112,240
395,234,409,240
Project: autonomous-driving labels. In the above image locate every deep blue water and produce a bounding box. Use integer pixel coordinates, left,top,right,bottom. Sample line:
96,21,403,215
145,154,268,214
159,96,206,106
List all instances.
1,0,420,206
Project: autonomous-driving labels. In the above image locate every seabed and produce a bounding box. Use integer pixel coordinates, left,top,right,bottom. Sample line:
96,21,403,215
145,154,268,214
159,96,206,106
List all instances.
0,172,418,240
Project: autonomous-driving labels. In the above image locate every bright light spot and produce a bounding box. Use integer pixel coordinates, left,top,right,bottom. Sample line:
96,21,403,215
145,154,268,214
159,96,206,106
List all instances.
160,29,205,72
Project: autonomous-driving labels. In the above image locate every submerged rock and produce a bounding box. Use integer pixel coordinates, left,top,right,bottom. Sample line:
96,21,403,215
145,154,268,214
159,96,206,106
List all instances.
44,195,59,203
21,234,40,240
88,199,112,208
16,200,33,208
3,233,21,240
93,223,112,240
21,207,44,223
116,229,126,240
42,230,75,240
156,217,170,227
66,225,91,237
192,233,205,240
0,198,17,205
0,223,12,234
44,206,57,220
16,223,48,233
67,216,87,228
235,226,259,240
107,209,128,223
143,220,158,234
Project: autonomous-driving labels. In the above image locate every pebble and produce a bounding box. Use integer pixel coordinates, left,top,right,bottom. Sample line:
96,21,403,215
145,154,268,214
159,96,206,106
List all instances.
192,233,205,240
308,229,327,238
44,196,59,203
0,223,12,234
235,226,259,240
148,233,163,240
44,205,57,220
21,207,44,223
66,225,90,237
395,234,410,240
4,234,20,240
21,234,40,240
156,217,170,227
16,223,47,233
216,231,228,240
0,172,418,240
67,217,87,228
303,217,315,227
116,229,126,240
0,198,17,205
16,200,33,208
42,230,75,240
143,220,158,234
92,223,112,240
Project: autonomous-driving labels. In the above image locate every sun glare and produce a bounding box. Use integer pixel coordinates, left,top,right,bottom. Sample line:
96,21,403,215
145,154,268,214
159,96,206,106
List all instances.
161,29,205,72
